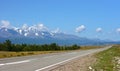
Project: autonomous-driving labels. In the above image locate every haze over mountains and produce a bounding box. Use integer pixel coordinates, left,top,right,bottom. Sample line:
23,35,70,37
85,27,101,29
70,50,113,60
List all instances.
0,23,119,45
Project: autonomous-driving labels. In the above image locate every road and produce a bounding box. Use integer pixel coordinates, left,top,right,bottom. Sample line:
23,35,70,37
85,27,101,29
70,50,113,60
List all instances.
0,46,112,71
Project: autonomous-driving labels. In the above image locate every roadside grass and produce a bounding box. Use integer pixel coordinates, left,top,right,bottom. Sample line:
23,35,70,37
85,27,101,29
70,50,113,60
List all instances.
0,51,65,58
93,45,120,71
80,46,103,50
0,46,104,58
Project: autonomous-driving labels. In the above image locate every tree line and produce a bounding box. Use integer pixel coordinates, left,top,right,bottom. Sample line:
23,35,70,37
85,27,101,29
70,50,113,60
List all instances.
0,40,80,52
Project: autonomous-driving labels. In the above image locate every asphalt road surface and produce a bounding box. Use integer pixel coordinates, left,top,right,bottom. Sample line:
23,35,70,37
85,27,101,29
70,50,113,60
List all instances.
0,46,112,71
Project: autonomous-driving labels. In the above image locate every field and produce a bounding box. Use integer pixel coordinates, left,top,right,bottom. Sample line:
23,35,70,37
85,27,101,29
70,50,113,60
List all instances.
0,45,102,58
80,45,103,50
93,45,120,71
0,51,65,58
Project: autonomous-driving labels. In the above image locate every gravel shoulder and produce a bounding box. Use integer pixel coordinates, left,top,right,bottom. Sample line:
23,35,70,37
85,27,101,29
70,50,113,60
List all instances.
49,45,119,71
50,54,96,71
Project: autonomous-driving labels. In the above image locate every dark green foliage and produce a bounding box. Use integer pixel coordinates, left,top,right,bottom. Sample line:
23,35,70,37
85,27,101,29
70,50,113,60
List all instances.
0,40,80,51
49,43,59,50
0,43,7,51
4,40,12,51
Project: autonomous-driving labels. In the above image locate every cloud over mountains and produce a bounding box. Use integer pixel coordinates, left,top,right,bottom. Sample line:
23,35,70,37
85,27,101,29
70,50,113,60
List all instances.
96,28,102,33
0,20,120,38
0,20,10,28
75,25,86,33
0,20,120,44
116,28,120,33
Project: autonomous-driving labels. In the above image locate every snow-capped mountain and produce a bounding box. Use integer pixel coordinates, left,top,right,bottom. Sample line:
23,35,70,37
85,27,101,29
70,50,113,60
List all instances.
0,27,20,38
0,24,55,38
0,25,117,45
0,24,80,39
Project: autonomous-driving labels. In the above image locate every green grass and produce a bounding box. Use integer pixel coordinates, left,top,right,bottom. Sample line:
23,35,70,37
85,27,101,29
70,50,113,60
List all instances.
93,45,120,71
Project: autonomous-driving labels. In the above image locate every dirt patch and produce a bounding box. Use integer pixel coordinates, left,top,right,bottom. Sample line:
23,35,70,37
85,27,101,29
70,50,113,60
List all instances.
50,54,96,71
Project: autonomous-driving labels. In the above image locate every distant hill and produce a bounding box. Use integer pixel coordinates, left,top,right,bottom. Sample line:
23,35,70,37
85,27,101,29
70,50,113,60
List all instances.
0,27,120,45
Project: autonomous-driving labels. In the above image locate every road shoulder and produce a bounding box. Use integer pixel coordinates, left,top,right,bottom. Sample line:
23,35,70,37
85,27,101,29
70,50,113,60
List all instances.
47,54,96,71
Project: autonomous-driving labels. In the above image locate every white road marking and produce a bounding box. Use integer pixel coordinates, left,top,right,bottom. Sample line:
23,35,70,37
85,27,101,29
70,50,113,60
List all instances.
0,59,34,66
35,53,90,71
35,46,112,71
0,64,5,66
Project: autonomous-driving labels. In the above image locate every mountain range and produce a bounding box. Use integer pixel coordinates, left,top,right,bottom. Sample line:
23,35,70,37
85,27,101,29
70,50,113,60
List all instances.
0,25,119,45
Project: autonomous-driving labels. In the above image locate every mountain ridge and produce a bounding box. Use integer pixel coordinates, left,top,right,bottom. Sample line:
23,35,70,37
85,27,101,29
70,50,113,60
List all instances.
0,27,119,45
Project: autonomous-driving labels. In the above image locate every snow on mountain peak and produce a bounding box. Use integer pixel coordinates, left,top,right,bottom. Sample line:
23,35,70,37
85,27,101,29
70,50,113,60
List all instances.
35,33,39,36
36,24,48,31
19,29,22,35
50,32,55,36
0,21,65,38
41,33,44,35
20,24,48,32
52,28,61,33
13,27,19,31
5,28,8,31
22,24,28,30
24,33,28,36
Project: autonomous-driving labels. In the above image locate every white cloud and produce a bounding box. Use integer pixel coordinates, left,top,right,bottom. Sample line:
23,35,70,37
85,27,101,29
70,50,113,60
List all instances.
38,24,44,28
52,28,61,33
96,28,102,33
37,24,48,31
116,28,120,33
75,25,86,33
27,24,48,32
0,20,10,28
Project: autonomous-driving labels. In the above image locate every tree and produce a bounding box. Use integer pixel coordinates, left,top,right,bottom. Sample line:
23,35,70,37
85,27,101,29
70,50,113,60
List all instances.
50,43,59,50
4,40,13,51
0,40,81,51
0,43,7,51
72,44,80,49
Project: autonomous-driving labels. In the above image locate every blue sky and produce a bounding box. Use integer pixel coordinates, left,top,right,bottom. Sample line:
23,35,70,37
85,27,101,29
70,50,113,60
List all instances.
0,0,120,41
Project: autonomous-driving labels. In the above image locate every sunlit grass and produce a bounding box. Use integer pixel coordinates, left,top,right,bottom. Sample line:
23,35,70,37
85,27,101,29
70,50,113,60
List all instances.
0,46,104,58
80,46,103,50
0,51,65,58
93,45,120,71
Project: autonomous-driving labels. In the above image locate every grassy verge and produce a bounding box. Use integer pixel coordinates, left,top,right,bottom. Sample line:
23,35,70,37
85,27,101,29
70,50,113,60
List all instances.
0,51,66,58
0,46,103,58
80,46,103,50
93,45,120,71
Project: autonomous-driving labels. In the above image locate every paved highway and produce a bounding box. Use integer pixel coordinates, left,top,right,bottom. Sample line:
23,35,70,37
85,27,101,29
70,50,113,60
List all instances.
0,46,111,71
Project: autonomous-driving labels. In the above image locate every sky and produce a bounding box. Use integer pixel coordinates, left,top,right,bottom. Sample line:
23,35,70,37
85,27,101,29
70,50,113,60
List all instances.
0,0,120,41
